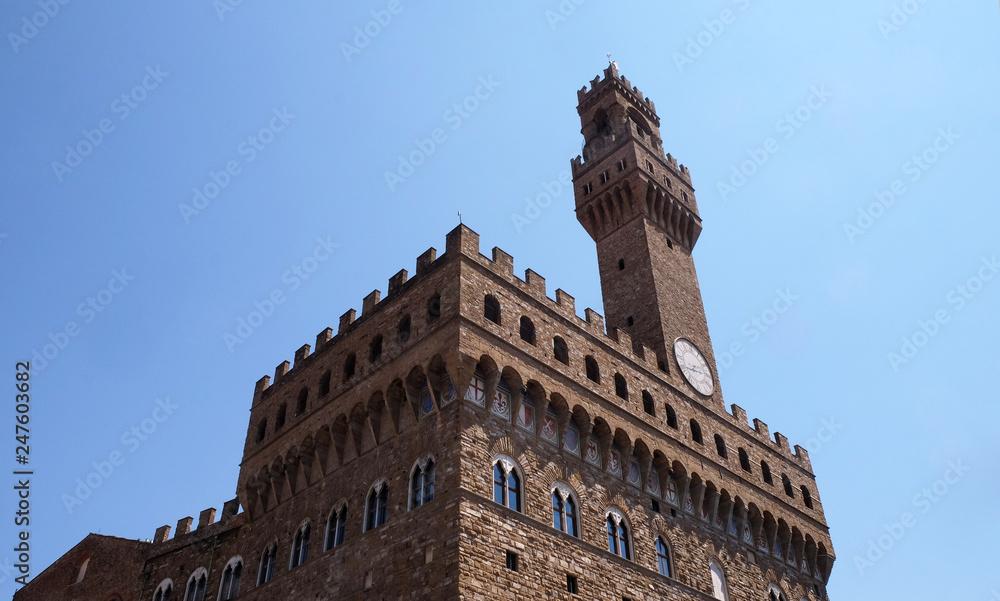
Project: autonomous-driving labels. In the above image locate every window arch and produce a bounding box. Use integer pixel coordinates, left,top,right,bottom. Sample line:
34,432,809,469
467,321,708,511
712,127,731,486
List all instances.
605,510,631,560
183,568,208,601
492,456,522,512
551,484,578,537
427,294,441,322
343,353,356,382
553,336,569,364
255,419,266,442
410,456,435,509
275,404,286,430
153,580,173,601
709,560,729,601
585,356,600,383
655,537,673,577
782,474,795,498
397,314,411,344
641,391,654,416
289,523,310,568
519,316,536,345
801,485,814,509
296,387,308,415
370,334,383,362
484,294,501,324
690,419,703,444
319,371,331,396
257,544,276,585
767,584,789,601
714,434,727,458
761,460,774,485
365,480,389,531
665,404,678,429
614,373,628,399
738,448,751,472
325,503,347,551
218,557,243,601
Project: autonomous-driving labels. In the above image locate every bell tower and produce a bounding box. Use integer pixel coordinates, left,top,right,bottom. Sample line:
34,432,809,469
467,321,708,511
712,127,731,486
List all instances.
571,63,720,402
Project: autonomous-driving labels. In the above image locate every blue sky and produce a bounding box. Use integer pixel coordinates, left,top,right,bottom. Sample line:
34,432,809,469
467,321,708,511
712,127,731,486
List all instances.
1,1,998,599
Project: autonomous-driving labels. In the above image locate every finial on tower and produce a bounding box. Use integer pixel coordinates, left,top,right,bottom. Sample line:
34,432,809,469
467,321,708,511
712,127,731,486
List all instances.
458,211,463,225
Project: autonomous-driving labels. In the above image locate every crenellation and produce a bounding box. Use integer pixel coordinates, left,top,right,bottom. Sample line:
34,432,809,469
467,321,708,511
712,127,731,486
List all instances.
197,507,216,529
175,516,193,537
793,445,812,470
555,288,575,314
153,525,170,544
221,498,240,521
524,268,546,297
753,418,770,441
294,344,311,365
254,375,271,402
584,307,604,333
446,223,480,258
274,360,290,383
339,308,356,334
416,247,438,275
490,247,514,276
773,432,790,454
362,289,381,315
610,327,632,351
388,269,408,296
316,327,333,349
730,404,749,427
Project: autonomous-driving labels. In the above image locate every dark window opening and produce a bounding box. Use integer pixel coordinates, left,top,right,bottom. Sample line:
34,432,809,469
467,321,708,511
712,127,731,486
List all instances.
256,420,267,442
566,575,579,594
553,336,569,365
290,525,310,568
505,550,519,572
665,404,678,429
614,373,628,399
761,461,773,485
397,315,411,344
427,295,441,322
689,419,702,444
801,486,814,509
783,475,795,498
296,388,308,415
617,159,626,171
519,316,536,345
585,356,600,383
626,316,634,327
370,335,383,362
484,295,501,325
642,391,654,416
276,405,286,430
343,354,356,382
617,258,625,270
739,448,751,472
714,434,727,458
319,371,331,396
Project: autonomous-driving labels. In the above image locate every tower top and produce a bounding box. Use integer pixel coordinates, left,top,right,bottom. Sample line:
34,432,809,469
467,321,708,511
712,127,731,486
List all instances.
576,62,658,126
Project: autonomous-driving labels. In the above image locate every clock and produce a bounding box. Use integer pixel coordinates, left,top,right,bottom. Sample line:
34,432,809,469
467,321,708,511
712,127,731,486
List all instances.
674,338,714,396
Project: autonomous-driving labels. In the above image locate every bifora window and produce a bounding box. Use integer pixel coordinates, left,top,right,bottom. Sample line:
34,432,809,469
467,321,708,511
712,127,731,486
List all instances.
493,457,522,511
551,486,578,537
257,545,276,585
218,558,242,601
290,524,310,568
606,510,631,560
366,481,389,531
183,569,207,601
325,505,347,550
411,458,435,509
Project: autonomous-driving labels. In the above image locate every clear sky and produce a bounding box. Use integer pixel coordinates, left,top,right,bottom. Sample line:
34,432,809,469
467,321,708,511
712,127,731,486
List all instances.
1,1,997,599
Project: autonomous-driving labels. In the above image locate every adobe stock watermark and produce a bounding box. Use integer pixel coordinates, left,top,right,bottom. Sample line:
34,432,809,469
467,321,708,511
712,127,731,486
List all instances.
802,417,844,457
887,255,997,372
212,0,250,21
878,0,931,40
30,269,136,375
716,85,833,202
673,0,753,72
843,127,958,243
7,0,72,54
716,288,799,371
545,0,588,31
510,170,572,233
854,459,970,575
61,397,179,513
179,107,295,223
340,0,406,62
223,236,339,352
384,75,502,192
51,66,169,182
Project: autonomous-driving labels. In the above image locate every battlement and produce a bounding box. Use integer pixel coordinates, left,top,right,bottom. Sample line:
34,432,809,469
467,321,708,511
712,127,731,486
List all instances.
577,62,658,124
151,498,241,544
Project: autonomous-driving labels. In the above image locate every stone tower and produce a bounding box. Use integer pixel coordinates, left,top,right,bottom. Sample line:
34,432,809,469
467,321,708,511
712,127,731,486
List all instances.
15,67,835,601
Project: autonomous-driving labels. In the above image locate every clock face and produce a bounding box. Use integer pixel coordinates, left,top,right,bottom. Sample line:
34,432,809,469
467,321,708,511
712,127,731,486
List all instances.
674,338,714,396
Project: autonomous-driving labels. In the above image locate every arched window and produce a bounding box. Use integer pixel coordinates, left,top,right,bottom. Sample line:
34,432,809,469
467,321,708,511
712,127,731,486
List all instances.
296,387,308,415
801,486,814,509
275,404,286,430
665,404,678,429
714,434,727,458
553,336,569,365
257,545,276,585
427,294,441,322
397,315,411,344
585,356,600,383
484,294,501,324
410,458,435,509
256,419,266,442
153,580,173,601
519,316,536,345
655,537,673,577
218,557,243,601
551,486,578,537
709,560,729,601
605,511,631,560
738,448,751,472
690,419,703,444
319,371,331,396
492,457,522,512
365,481,389,531
325,505,347,551
183,568,207,601
343,353,356,382
614,373,628,399
761,461,773,485
782,474,794,498
767,584,788,601
642,391,654,416
370,335,383,362
289,523,310,568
